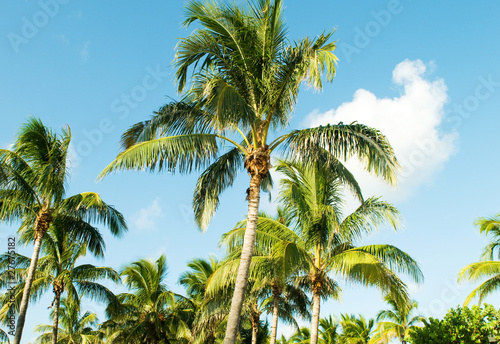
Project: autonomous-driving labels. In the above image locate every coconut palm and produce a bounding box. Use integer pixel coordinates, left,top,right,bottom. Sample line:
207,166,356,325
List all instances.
290,327,311,344
339,314,375,344
224,158,422,344
375,296,424,344
179,257,227,343
215,209,310,344
103,255,192,344
33,298,101,344
0,118,127,344
98,1,398,342
318,315,340,344
0,223,120,344
458,213,500,305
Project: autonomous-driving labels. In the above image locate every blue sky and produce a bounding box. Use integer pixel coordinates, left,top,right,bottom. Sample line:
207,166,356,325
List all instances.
1,0,500,342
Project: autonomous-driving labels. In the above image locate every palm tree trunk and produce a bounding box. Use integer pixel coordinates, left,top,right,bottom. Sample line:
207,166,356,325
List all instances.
13,234,44,344
223,174,262,344
251,316,259,344
51,291,61,344
270,292,280,344
310,290,321,344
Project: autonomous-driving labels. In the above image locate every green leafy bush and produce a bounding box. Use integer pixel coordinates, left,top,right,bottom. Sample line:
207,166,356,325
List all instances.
410,304,500,344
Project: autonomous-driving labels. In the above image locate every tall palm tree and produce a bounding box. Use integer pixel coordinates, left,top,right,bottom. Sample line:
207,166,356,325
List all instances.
0,118,127,344
458,212,500,305
375,296,424,344
225,158,422,344
339,314,374,344
98,1,398,342
0,223,120,344
33,298,101,344
103,255,192,344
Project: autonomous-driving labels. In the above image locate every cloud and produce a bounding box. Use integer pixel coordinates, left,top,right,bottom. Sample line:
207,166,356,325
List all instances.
80,40,91,62
305,59,457,201
132,198,163,231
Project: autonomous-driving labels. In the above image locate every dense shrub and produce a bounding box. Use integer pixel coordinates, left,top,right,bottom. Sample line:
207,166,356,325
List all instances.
410,304,500,344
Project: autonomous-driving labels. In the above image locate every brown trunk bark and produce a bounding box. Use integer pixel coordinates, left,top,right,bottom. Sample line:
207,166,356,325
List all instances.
269,288,280,344
13,234,45,344
51,291,61,344
223,173,262,344
310,290,321,344
251,316,259,344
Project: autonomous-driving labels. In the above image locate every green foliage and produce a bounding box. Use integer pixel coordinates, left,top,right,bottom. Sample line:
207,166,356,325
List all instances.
459,212,500,305
409,304,500,344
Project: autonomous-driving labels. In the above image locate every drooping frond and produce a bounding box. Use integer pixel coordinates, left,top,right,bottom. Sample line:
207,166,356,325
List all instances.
277,122,399,185
193,146,245,230
339,198,402,243
59,192,127,238
99,134,219,178
458,261,500,305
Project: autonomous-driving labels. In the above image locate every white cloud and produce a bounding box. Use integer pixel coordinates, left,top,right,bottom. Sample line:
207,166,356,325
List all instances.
132,198,163,231
305,59,457,201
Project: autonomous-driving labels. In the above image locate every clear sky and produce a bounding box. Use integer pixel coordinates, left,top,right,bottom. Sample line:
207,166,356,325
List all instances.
1,0,500,342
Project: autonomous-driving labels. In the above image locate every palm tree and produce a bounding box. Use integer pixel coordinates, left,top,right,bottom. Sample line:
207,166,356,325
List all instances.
103,255,192,343
33,298,101,344
290,327,311,344
0,118,127,344
375,296,424,344
339,314,374,344
458,212,500,305
98,1,398,342
0,223,120,344
318,315,340,344
179,256,227,343
216,210,310,344
225,158,422,344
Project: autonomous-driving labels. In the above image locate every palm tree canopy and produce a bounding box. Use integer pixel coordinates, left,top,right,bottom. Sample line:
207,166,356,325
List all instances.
104,255,193,343
0,224,120,321
0,118,127,256
33,298,100,344
99,0,398,232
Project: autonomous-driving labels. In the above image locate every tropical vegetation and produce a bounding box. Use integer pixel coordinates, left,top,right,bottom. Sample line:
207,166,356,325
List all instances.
98,1,398,342
0,0,496,343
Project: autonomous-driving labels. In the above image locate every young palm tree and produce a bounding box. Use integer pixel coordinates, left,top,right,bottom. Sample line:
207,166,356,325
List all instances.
458,212,500,305
375,296,424,344
33,298,101,344
99,1,398,342
290,327,311,344
103,255,192,344
216,210,310,344
339,314,375,344
224,158,422,344
179,256,227,343
318,315,340,344
0,224,120,344
0,118,127,344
